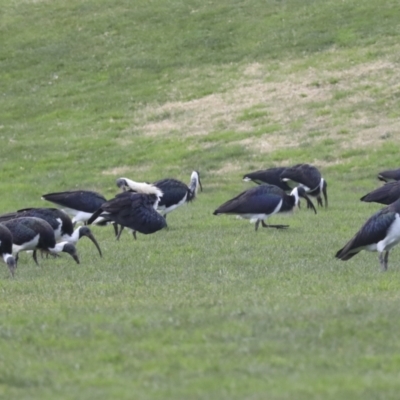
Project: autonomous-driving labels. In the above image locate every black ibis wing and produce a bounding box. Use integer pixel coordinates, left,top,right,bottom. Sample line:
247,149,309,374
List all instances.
335,208,396,260
214,186,283,215
0,224,14,254
6,208,69,233
42,190,107,213
378,168,400,182
2,217,56,248
88,192,166,235
243,167,292,191
153,179,189,207
280,164,321,189
87,192,131,224
361,182,400,205
0,211,20,223
127,198,167,234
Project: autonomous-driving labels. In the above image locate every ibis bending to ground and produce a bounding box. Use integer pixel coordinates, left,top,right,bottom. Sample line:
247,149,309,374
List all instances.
0,224,16,276
0,208,102,257
335,198,400,271
378,168,400,182
116,170,202,218
280,163,328,208
87,189,167,240
2,217,80,267
360,181,400,205
243,167,292,192
213,184,316,231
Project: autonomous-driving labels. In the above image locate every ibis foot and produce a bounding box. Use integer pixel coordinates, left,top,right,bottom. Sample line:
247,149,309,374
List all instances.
261,221,289,229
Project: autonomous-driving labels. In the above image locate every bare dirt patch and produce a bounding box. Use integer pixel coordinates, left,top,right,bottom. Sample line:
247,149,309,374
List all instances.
126,54,400,163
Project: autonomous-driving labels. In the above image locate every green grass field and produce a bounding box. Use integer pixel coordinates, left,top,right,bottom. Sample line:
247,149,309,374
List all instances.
2,0,400,398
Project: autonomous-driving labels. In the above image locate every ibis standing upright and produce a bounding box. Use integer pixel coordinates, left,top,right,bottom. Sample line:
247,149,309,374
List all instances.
116,171,202,218
2,217,80,266
335,198,400,271
0,224,16,276
280,163,328,208
213,184,316,231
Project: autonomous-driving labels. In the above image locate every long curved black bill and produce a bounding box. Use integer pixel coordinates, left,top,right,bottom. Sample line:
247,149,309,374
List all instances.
85,232,103,257
302,194,317,214
322,182,328,208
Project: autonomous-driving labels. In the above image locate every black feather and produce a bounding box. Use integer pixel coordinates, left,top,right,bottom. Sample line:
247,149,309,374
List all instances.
378,168,400,182
361,181,400,205
336,202,400,260
88,192,167,235
243,167,291,191
42,190,107,213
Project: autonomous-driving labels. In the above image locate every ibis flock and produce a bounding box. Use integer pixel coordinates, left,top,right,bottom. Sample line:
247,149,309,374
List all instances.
1,165,400,277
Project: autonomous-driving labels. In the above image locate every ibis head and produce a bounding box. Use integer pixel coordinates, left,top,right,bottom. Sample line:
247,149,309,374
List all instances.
292,187,317,214
60,242,80,264
77,226,102,257
3,254,16,277
116,178,128,192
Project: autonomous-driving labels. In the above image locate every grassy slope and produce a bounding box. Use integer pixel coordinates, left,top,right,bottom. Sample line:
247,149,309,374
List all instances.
1,0,400,398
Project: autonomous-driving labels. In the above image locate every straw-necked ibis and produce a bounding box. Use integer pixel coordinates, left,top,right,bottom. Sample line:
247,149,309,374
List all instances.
213,184,316,231
87,188,167,240
280,163,328,208
360,181,400,205
335,198,400,271
243,167,291,192
0,208,102,257
116,171,202,218
2,217,80,266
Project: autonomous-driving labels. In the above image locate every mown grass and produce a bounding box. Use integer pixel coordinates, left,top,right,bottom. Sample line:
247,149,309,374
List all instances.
1,0,400,398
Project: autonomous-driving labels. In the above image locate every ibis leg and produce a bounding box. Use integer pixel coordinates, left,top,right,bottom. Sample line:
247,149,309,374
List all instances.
384,251,389,271
322,185,328,208
379,252,389,271
261,220,289,229
112,223,119,237
33,250,39,266
116,226,124,241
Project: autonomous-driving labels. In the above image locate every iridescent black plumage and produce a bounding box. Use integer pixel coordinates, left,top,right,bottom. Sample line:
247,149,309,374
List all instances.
116,171,202,218
87,192,167,239
42,190,106,214
243,167,291,191
280,163,328,208
213,184,316,231
378,168,400,183
0,208,102,257
360,181,400,205
42,189,118,236
2,217,80,266
336,198,400,271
